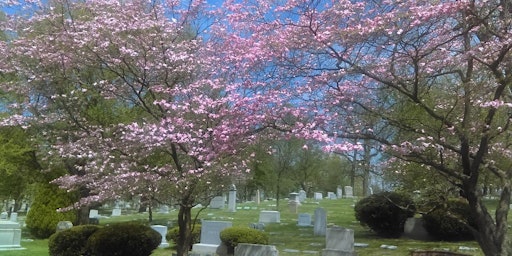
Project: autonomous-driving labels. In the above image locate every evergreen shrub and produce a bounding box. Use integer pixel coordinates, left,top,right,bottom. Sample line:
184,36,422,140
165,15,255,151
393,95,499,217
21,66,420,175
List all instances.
354,191,415,237
220,226,269,252
86,222,161,256
48,225,101,256
423,199,476,241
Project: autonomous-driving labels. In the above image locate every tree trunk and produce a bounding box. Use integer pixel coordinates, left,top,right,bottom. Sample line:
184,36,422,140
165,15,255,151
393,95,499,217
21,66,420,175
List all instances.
464,178,511,256
176,203,193,256
77,205,90,225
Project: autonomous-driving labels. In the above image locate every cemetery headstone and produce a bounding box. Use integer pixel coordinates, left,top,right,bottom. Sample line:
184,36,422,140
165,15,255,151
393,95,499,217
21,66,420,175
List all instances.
297,213,312,227
192,220,232,255
299,190,307,203
234,243,279,256
322,227,356,256
403,217,432,241
8,213,17,222
56,221,73,232
209,196,225,209
89,209,99,218
314,207,327,236
0,221,22,250
314,192,323,200
228,184,237,212
337,186,343,199
111,207,121,217
344,186,354,198
289,192,300,203
258,211,281,223
150,225,170,248
288,200,299,213
0,212,7,220
159,205,170,214
328,192,337,200
255,189,261,205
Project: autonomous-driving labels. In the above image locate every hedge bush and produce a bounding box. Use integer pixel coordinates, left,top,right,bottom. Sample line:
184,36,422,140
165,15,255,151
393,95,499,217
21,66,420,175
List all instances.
220,226,269,252
86,222,161,256
48,225,101,256
166,224,201,248
423,199,476,241
26,185,77,239
354,191,415,238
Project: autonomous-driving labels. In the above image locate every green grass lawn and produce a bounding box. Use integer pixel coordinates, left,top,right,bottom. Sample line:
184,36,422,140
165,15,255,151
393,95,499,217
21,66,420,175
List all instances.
1,198,485,256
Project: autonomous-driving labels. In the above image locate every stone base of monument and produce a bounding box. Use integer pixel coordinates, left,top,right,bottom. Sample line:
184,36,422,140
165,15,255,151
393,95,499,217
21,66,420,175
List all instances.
322,249,357,256
191,243,219,256
234,243,278,256
0,221,24,251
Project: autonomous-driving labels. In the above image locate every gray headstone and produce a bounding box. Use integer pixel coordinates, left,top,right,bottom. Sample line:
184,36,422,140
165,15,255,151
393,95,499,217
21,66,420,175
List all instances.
159,205,170,214
328,192,337,200
297,213,312,227
403,217,432,241
228,186,237,212
258,211,280,223
151,225,170,248
325,227,354,252
314,207,327,236
0,212,7,220
56,221,73,232
314,192,323,200
234,243,278,256
200,220,232,245
209,196,225,209
344,186,353,198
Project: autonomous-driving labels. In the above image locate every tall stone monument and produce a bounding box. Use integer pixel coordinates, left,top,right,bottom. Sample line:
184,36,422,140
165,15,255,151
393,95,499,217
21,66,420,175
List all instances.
228,184,237,212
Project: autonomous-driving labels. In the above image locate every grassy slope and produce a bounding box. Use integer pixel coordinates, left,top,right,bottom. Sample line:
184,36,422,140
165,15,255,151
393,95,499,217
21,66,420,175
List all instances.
2,198,485,256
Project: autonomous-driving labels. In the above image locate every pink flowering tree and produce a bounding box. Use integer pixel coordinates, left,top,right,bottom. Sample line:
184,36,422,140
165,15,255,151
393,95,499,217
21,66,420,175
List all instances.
0,1,328,254
215,0,512,254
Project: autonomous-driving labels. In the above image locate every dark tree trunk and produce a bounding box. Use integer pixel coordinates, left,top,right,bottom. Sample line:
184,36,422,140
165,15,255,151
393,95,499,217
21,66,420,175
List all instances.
175,199,194,256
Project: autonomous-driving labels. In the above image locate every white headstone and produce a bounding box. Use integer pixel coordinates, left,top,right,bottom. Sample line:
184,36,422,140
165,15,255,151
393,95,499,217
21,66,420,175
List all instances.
8,213,17,222
111,208,121,217
314,207,327,236
258,211,280,223
209,196,225,209
89,209,99,218
299,190,307,202
344,186,353,198
337,186,343,199
151,225,170,248
314,192,323,200
0,221,22,249
297,213,312,227
328,192,337,200
0,212,7,220
159,205,170,214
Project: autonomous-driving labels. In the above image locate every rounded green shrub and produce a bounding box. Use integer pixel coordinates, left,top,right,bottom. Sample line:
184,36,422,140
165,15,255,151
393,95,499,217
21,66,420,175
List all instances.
354,191,415,238
166,224,201,248
86,222,161,256
423,199,476,241
220,226,269,252
48,225,101,256
26,185,77,239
